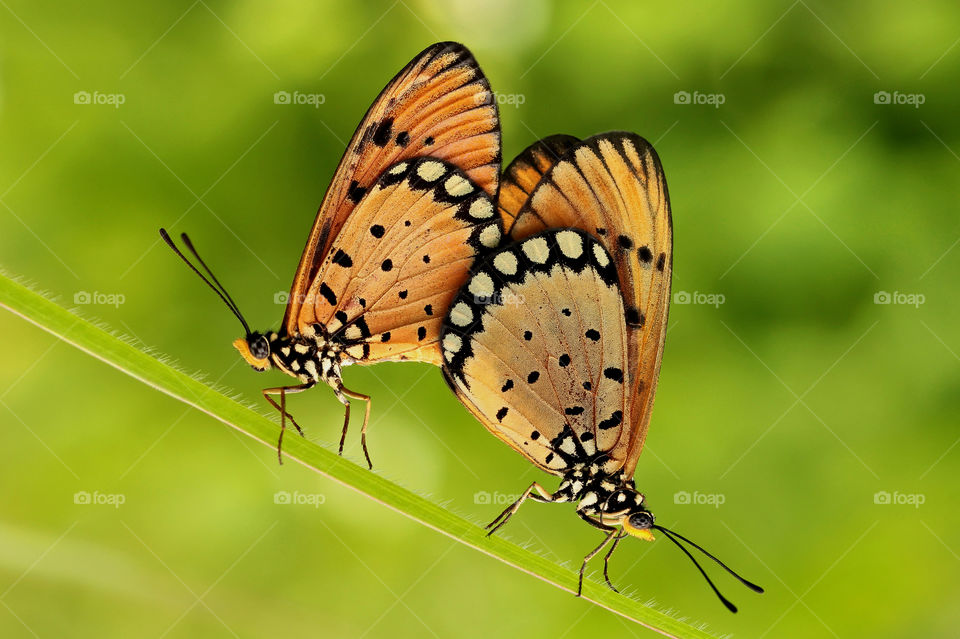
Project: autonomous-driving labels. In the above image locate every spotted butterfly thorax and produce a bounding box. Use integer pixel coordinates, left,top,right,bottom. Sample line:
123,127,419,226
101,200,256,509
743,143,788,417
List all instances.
161,42,501,467
442,162,764,608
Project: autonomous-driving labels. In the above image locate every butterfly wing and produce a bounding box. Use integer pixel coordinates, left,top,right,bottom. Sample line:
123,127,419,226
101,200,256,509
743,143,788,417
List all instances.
507,133,672,475
283,41,501,335
442,230,630,475
298,157,502,365
498,134,580,230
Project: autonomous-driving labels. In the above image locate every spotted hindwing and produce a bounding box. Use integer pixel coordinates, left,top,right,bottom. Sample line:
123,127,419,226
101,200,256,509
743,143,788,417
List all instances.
507,132,672,474
442,229,630,475
298,157,502,365
283,41,501,336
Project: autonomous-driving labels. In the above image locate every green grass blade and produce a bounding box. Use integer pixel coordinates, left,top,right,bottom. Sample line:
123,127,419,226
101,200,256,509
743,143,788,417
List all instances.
0,271,718,639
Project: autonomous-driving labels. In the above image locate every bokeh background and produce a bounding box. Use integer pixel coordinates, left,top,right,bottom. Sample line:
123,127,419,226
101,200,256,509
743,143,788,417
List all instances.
2,1,959,637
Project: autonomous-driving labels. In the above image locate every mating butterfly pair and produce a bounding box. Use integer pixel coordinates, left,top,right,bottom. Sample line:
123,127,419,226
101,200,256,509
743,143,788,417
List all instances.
162,42,761,610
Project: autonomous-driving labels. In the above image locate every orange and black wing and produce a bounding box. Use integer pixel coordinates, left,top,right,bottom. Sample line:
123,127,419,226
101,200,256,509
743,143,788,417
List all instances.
507,132,672,475
442,230,630,475
283,41,501,335
298,157,501,365
498,134,580,230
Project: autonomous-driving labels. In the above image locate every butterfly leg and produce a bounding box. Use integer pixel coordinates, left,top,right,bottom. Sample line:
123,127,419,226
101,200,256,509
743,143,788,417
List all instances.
577,528,620,597
262,383,314,464
602,531,627,593
341,386,373,469
485,482,555,536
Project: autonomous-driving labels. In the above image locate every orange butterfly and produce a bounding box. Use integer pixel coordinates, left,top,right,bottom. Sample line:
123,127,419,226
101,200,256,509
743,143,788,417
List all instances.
442,136,763,608
161,42,501,466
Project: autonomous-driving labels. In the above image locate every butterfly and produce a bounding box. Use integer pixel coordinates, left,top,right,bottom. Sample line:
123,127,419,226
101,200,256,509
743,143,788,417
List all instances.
161,41,501,466
441,136,764,609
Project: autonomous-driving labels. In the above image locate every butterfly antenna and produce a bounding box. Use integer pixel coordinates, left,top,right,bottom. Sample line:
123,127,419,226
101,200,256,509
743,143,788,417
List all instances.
655,526,739,613
159,228,252,335
654,525,764,593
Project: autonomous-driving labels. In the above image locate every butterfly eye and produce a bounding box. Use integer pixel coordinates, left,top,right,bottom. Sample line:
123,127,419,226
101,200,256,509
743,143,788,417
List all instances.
250,335,270,360
628,511,654,530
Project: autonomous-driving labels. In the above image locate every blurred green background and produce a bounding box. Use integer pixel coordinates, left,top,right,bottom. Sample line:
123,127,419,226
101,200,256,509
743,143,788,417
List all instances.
2,1,959,637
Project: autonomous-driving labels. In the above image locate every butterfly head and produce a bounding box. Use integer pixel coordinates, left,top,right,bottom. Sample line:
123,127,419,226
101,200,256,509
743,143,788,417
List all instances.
233,332,273,371
621,508,656,542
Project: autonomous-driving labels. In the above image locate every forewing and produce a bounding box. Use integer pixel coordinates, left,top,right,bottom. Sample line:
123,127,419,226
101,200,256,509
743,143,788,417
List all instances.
298,157,502,365
284,41,501,334
498,134,580,230
508,132,672,474
442,230,629,475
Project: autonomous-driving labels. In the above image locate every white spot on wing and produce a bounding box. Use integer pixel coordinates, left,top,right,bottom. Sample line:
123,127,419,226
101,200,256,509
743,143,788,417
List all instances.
493,251,518,275
522,237,550,264
450,302,473,326
344,325,362,341
444,174,473,196
417,160,445,181
557,230,584,258
442,333,462,354
389,162,408,175
593,242,611,267
468,272,495,298
479,224,500,248
469,198,494,219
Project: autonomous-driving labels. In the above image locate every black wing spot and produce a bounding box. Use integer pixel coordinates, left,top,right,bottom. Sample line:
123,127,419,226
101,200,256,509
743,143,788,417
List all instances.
596,227,607,236
359,298,366,308
559,354,571,367
424,136,435,146
370,224,385,238
580,432,594,441
626,306,643,326
561,308,572,317
319,283,337,306
335,310,348,324
398,290,408,300
372,118,393,146
395,131,410,146
380,332,391,342
531,430,541,440
496,406,509,422
417,326,427,341
598,410,624,430
404,220,411,227
583,381,592,391
585,329,600,341
523,330,533,341
618,235,634,250
381,259,393,272
656,252,666,271
424,304,433,316
565,406,585,416
332,249,353,268
527,371,540,383
545,453,554,464
422,254,431,264
501,379,514,392
347,181,366,204
604,367,624,383
638,245,653,263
